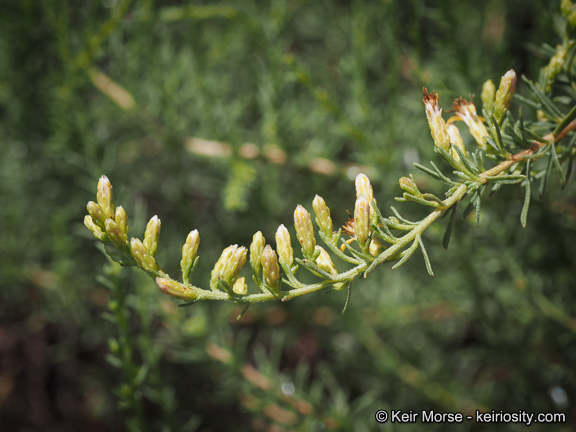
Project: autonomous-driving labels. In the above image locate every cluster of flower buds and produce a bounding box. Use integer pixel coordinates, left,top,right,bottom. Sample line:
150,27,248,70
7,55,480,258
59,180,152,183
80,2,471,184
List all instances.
84,176,134,266
85,176,118,241
131,237,158,272
130,215,162,272
424,69,517,160
210,245,247,291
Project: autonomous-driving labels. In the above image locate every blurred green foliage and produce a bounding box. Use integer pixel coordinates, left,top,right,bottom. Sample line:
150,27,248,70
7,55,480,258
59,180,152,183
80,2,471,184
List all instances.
1,0,575,431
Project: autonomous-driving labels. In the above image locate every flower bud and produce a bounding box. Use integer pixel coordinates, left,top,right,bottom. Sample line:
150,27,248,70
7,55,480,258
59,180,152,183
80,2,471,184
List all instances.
97,175,114,219
143,215,161,256
447,123,466,160
261,245,281,296
156,277,199,301
354,194,370,248
181,229,200,282
369,238,384,257
87,201,107,229
84,215,106,241
250,231,266,274
451,98,489,149
494,69,517,123
294,205,316,258
115,206,128,236
275,224,294,268
232,277,248,295
227,246,247,282
211,245,246,288
481,79,496,114
131,237,157,271
106,218,127,245
312,195,333,239
314,246,337,276
355,173,378,225
423,88,450,151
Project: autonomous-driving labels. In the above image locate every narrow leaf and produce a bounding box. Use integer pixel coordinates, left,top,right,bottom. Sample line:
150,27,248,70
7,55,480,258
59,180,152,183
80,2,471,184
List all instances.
442,200,460,250
474,190,482,227
539,154,553,198
514,94,541,110
341,282,352,316
413,163,453,184
417,235,434,276
488,115,505,154
430,161,456,184
521,160,531,228
237,304,251,320
391,240,419,270
550,143,566,183
402,193,440,208
452,144,480,175
390,206,418,225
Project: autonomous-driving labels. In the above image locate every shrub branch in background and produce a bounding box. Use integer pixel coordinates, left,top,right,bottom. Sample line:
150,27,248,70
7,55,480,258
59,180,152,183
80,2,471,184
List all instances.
85,2,576,312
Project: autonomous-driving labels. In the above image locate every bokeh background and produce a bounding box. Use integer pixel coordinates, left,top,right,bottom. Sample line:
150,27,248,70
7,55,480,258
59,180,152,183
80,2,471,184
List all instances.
1,0,575,431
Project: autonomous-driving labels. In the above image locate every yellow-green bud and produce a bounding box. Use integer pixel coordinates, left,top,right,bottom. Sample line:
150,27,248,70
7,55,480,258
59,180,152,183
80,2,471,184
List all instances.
355,173,373,202
131,237,157,271
481,79,496,114
227,246,247,282
181,229,200,282
312,195,333,239
494,69,517,123
156,277,198,301
275,224,294,268
250,231,266,274
354,194,370,248
232,277,248,295
294,205,316,258
114,206,128,236
106,218,127,245
84,215,106,241
143,215,161,256
211,245,246,288
423,89,450,151
314,246,337,276
87,201,107,229
261,245,281,296
369,238,384,257
355,173,378,226
97,175,114,219
447,123,466,160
